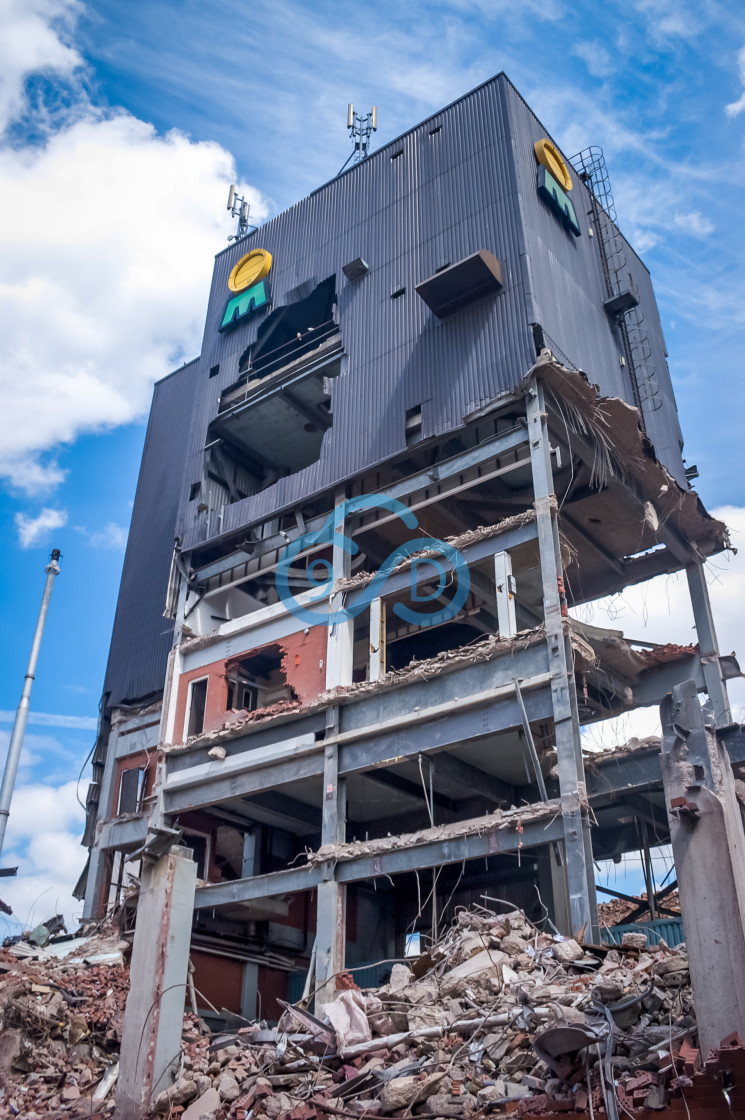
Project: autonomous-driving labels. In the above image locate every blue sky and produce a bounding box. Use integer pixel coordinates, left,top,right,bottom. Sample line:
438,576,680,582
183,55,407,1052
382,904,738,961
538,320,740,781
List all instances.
0,0,744,925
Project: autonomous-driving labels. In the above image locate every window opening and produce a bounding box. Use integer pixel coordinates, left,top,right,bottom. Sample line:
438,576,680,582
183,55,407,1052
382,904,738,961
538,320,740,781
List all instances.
428,126,442,137
189,482,201,501
182,830,209,879
390,149,404,160
209,364,220,378
237,276,338,382
226,645,296,714
391,287,406,300
118,766,146,815
186,678,208,738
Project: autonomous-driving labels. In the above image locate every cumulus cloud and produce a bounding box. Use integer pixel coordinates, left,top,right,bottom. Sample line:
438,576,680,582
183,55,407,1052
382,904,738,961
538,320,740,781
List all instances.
14,506,67,547
0,0,83,135
575,505,745,748
0,2,265,493
725,45,745,118
0,779,86,931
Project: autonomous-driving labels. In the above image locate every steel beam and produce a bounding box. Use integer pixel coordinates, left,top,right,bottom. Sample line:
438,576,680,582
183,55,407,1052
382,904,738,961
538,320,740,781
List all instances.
528,379,598,937
686,561,731,726
192,425,530,583
193,807,565,910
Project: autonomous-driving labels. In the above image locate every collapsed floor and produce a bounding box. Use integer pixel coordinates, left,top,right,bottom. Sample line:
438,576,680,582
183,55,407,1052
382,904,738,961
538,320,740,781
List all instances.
0,903,741,1120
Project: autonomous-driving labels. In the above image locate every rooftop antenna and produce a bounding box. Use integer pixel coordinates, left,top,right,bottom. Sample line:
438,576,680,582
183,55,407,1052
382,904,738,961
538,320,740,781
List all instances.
226,184,257,242
338,103,378,175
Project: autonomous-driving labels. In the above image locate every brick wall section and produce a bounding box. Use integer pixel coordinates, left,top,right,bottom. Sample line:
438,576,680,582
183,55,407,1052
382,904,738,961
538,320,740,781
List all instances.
174,628,328,741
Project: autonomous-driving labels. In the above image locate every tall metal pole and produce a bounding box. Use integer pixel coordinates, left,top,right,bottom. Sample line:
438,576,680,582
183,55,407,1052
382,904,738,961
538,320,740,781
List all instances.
0,549,61,858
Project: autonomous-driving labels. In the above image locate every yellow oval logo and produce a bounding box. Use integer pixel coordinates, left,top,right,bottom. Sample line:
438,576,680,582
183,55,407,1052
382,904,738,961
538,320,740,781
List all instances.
228,248,273,293
534,138,572,191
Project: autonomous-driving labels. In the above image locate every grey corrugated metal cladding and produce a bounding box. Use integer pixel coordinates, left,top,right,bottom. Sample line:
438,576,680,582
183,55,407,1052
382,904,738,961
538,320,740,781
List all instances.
172,73,684,555
102,360,202,706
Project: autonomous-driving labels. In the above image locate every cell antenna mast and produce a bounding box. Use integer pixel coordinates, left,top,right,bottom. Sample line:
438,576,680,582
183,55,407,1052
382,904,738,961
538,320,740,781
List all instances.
338,103,378,175
226,184,257,242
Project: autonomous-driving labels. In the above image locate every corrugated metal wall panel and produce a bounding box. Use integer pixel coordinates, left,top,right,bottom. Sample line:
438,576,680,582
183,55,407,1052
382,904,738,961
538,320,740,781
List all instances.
501,82,686,485
103,359,202,706
108,73,690,706
178,75,538,549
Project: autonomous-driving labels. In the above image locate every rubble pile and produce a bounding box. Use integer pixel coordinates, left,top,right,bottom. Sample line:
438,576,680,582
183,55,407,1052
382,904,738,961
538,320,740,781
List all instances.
167,905,706,1120
597,893,681,927
0,928,129,1118
0,904,731,1119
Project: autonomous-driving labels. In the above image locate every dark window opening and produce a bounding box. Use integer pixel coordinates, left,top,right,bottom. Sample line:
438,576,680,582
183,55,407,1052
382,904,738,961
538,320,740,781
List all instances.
405,405,423,447
118,767,146,815
237,275,338,383
391,149,404,161
189,481,201,501
428,125,442,136
209,364,220,378
187,678,208,738
226,645,296,713
391,287,406,300
182,831,208,878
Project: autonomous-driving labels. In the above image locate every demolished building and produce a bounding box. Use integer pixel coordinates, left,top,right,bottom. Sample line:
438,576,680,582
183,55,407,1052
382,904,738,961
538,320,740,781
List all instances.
74,73,744,1115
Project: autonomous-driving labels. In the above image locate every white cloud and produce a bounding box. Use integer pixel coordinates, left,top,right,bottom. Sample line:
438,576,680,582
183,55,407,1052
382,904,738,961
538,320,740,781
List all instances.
574,505,745,747
673,210,714,237
571,40,613,79
0,779,86,931
725,45,745,118
14,506,67,547
0,0,83,135
0,710,97,730
0,4,265,493
75,521,128,549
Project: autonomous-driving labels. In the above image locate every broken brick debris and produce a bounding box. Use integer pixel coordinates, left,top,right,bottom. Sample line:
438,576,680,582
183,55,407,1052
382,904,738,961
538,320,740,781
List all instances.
158,905,737,1120
0,904,740,1120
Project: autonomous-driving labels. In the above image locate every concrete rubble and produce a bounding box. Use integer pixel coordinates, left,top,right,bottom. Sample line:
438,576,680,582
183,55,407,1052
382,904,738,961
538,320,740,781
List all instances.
0,904,741,1119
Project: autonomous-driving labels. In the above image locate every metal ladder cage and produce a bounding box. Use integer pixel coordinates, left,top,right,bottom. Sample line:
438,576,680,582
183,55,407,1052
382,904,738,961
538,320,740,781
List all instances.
569,146,662,423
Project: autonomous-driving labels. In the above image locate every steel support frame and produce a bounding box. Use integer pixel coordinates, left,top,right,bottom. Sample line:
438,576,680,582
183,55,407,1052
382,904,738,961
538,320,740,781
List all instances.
527,379,598,937
194,805,565,911
191,424,531,585
315,707,347,1004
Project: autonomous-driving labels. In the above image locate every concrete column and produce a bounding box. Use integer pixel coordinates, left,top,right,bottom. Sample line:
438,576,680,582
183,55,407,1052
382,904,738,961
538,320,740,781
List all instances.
494,551,517,638
660,680,745,1055
326,491,354,690
116,846,197,1119
686,561,731,727
526,379,598,939
315,710,347,1008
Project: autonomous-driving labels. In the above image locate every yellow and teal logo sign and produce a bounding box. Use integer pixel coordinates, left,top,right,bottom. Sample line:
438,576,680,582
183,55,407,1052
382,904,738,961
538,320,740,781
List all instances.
220,248,272,331
534,139,580,238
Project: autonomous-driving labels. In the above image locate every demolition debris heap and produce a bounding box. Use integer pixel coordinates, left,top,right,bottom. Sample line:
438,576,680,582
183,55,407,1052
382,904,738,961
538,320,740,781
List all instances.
3,905,741,1120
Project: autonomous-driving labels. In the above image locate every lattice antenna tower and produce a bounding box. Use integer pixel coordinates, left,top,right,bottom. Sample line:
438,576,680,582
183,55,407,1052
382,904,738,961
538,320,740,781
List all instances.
226,184,257,243
338,103,378,175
